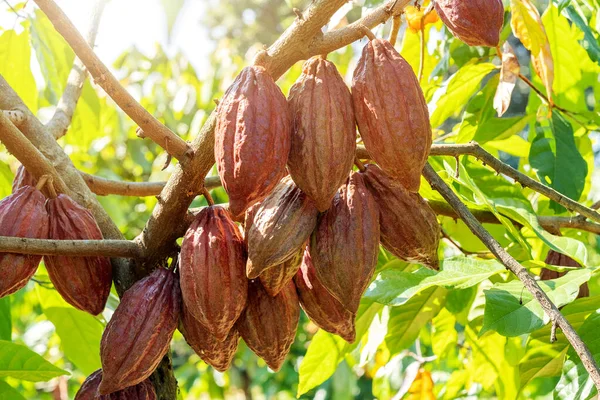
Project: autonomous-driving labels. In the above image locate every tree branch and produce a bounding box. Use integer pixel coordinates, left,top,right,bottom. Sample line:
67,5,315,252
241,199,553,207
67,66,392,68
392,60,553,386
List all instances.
423,163,600,391
46,0,107,139
32,0,191,161
0,236,142,258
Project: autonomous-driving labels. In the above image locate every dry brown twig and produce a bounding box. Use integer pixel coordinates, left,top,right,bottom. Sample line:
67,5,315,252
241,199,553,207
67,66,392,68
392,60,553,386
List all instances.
0,236,142,258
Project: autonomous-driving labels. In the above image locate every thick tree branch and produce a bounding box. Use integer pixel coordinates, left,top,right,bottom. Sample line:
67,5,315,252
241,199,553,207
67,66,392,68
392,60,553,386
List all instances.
137,0,414,269
0,237,142,258
46,0,106,139
32,0,191,161
0,112,69,194
423,163,600,391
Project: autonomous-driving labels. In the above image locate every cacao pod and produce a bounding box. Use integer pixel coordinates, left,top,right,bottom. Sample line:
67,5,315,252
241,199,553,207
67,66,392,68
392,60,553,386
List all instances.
215,65,291,218
99,268,180,395
287,56,356,212
260,244,304,297
294,247,356,343
11,165,37,193
541,250,589,299
352,38,431,192
180,206,247,341
0,186,49,298
179,305,239,372
44,194,112,315
434,0,504,47
236,280,299,371
310,172,380,314
75,369,156,400
362,164,440,269
246,177,318,279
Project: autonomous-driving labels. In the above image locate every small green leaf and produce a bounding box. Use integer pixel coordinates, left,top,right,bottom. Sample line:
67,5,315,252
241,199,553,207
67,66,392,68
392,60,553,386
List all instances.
0,298,10,341
0,340,68,381
0,380,26,400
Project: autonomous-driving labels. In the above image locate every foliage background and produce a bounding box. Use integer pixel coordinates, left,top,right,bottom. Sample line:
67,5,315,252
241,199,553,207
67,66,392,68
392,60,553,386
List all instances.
0,0,599,398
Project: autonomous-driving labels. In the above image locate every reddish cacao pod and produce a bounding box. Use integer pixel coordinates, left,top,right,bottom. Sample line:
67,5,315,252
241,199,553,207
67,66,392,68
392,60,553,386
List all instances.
0,186,49,298
246,177,318,279
75,369,156,400
236,280,299,371
310,172,380,314
294,248,356,343
99,268,180,395
352,39,431,192
541,250,589,299
180,206,247,340
259,244,304,297
44,194,112,315
362,164,440,270
215,65,291,217
434,0,504,47
287,56,356,212
11,165,37,193
179,305,239,372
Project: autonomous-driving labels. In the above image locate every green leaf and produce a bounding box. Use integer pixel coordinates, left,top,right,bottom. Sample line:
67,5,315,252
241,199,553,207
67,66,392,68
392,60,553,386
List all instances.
0,26,38,111
519,296,600,390
481,269,591,336
556,310,600,399
385,287,447,354
365,257,505,306
564,6,600,65
0,298,10,341
297,302,382,396
0,340,67,381
43,307,103,375
429,63,497,128
432,308,458,358
0,381,26,400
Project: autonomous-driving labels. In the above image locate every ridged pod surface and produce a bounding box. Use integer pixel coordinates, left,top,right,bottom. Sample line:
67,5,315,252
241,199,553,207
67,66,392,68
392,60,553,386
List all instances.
352,38,431,192
99,268,181,395
541,250,589,299
11,165,37,193
179,305,239,372
294,248,356,343
236,281,299,371
287,56,356,211
75,369,156,400
0,186,49,298
215,65,291,217
246,177,318,279
44,195,112,315
434,0,504,47
180,206,247,340
310,172,380,314
259,244,304,297
362,164,440,270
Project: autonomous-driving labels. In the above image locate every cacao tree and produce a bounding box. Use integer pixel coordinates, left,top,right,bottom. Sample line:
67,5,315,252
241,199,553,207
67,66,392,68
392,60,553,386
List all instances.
0,0,599,399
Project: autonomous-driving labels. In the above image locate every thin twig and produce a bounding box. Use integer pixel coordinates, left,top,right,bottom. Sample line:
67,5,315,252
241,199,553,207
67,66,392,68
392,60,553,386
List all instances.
389,14,402,46
441,230,492,257
0,236,143,258
32,0,191,161
423,163,600,391
418,26,425,82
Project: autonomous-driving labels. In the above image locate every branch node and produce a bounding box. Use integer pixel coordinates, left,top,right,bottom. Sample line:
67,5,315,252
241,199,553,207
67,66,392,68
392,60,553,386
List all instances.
359,25,377,41
136,127,146,138
293,8,304,20
2,109,26,126
551,320,558,343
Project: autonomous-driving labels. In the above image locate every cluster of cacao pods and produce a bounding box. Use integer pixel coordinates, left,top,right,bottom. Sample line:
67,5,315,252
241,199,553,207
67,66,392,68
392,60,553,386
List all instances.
1,167,112,316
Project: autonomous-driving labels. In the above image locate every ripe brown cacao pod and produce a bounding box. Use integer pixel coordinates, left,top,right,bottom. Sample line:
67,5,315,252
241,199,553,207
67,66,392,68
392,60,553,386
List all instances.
236,280,299,371
99,268,180,395
434,0,504,47
44,194,112,315
294,248,356,343
541,250,589,299
246,177,318,279
260,244,304,297
179,305,239,372
11,165,37,193
287,56,356,212
362,164,440,270
0,186,49,298
352,38,431,192
180,206,247,341
310,172,380,314
75,369,156,400
215,65,291,218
